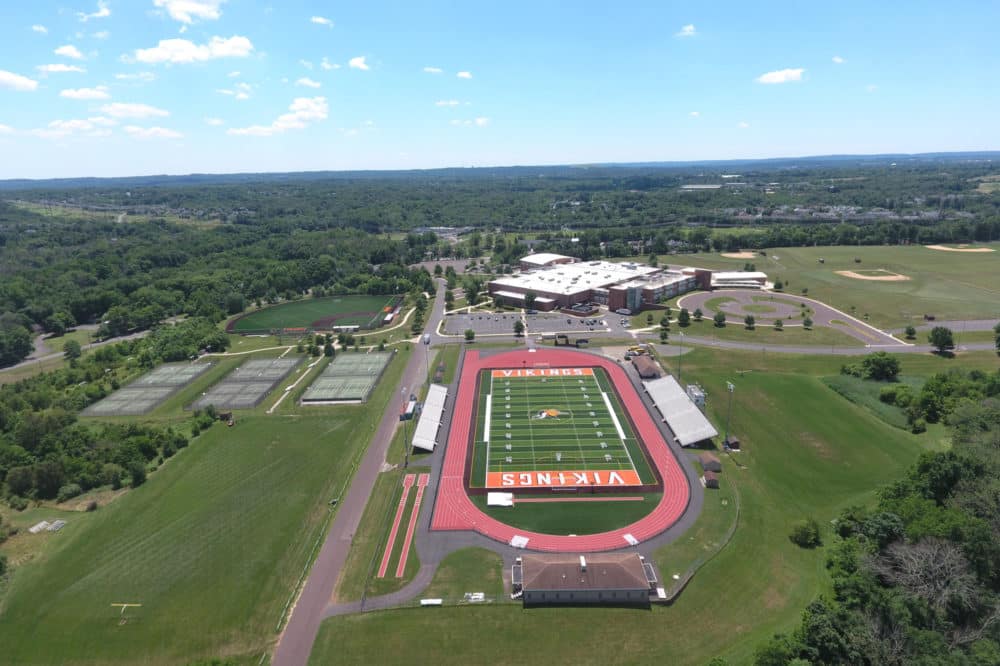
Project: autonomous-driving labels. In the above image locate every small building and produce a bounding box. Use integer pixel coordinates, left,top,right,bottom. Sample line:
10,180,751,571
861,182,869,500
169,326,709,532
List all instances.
698,452,722,473
704,471,720,489
515,553,652,607
631,354,662,379
710,271,768,290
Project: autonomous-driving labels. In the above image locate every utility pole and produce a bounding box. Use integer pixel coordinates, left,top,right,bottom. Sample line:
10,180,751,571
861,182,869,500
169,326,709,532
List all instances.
724,381,735,446
677,331,684,385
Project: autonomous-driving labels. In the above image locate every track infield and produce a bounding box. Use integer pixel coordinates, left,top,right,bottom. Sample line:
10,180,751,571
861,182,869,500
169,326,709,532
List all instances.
432,348,691,552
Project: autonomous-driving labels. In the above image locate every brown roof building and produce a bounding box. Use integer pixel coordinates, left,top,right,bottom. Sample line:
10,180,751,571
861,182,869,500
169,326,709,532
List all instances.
698,452,722,473
516,553,652,607
631,354,663,379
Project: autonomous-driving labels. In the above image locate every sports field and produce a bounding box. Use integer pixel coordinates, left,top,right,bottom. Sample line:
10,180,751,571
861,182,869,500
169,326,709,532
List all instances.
470,367,654,489
228,295,400,333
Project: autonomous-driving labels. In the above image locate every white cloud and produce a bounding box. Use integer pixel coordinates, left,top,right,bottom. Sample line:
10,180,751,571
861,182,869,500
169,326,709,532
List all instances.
320,57,339,71
77,1,111,21
311,16,333,27
125,125,183,139
227,70,240,77
154,0,225,24
60,85,110,100
866,84,878,92
756,68,805,84
689,111,700,118
738,121,750,129
92,30,111,40
204,117,224,126
37,64,87,74
423,66,442,74
435,100,460,107
132,35,254,64
0,70,39,91
456,71,472,79
0,124,13,134
115,71,155,82
299,59,314,70
100,102,169,118
349,56,369,71
32,25,48,34
474,117,489,127
675,24,697,38
55,45,85,60
216,88,250,100
227,96,328,137
31,117,114,139
832,55,845,64
450,117,490,128
296,77,321,88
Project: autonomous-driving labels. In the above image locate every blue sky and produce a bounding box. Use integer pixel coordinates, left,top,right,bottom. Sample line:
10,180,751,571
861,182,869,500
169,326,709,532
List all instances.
0,0,997,178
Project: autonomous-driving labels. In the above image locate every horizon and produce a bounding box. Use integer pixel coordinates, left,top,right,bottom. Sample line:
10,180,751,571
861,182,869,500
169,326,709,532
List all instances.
1,0,998,179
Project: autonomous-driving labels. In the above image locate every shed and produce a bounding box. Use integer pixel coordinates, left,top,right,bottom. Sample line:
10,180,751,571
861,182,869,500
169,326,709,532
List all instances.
631,354,662,379
698,452,722,473
704,471,720,489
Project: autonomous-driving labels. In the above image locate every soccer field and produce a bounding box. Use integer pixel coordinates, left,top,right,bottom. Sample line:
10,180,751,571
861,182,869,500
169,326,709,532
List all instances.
470,367,655,489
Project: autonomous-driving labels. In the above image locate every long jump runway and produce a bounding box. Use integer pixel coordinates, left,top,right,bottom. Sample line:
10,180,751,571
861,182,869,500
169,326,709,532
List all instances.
431,348,691,553
377,474,414,578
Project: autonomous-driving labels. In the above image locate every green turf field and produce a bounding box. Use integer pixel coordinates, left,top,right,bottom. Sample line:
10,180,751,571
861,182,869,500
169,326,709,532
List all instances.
469,367,654,488
229,294,398,333
308,348,998,666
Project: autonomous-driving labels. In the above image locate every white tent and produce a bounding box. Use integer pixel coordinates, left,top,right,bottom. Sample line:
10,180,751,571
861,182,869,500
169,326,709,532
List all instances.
644,375,718,446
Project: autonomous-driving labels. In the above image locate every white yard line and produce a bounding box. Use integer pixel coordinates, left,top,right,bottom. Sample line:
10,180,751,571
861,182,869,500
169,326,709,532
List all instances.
598,376,637,473
522,376,538,471
558,376,589,471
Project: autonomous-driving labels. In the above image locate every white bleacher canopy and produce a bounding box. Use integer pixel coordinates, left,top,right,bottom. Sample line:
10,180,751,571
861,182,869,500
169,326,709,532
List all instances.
411,384,448,452
643,375,719,446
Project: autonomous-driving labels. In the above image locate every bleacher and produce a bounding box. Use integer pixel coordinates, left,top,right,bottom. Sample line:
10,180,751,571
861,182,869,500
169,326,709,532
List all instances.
411,384,448,452
643,375,719,446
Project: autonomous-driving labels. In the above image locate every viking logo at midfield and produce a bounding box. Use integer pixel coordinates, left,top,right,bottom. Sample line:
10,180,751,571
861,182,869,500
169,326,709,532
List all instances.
532,408,565,419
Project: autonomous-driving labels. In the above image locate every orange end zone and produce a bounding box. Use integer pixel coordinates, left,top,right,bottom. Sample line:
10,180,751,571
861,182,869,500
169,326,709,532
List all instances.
490,367,594,378
486,469,642,489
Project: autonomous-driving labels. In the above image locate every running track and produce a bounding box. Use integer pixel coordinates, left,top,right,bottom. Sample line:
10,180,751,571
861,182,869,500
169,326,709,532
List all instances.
376,473,414,578
431,349,690,552
395,473,428,577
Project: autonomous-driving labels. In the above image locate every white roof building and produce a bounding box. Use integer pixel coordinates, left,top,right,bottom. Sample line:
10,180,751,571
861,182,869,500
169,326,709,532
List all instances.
643,375,719,446
519,253,576,268
492,260,661,298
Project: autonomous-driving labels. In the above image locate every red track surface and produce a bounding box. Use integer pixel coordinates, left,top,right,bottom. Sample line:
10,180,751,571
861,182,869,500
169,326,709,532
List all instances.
395,473,428,577
431,349,690,552
377,473,414,578
514,496,645,504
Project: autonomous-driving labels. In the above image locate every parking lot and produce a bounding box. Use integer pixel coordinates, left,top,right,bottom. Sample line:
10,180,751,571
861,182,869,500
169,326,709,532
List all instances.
443,309,636,338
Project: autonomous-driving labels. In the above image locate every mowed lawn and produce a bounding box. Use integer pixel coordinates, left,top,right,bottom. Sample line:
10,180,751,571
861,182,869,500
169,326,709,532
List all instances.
230,294,396,332
668,243,1000,328
308,347,960,665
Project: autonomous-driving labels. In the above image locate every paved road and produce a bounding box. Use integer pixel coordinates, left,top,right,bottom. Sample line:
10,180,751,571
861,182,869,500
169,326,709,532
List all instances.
634,331,997,355
271,279,446,666
888,319,999,334
2,327,149,376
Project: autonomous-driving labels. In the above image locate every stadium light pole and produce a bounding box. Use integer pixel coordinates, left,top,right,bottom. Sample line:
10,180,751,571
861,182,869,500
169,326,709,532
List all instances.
724,381,735,446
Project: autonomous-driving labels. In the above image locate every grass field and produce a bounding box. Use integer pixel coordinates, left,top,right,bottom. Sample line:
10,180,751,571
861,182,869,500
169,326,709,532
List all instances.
669,318,865,347
229,295,398,333
821,374,926,430
470,492,660,535
308,347,997,665
469,367,654,488
0,346,411,664
664,243,1000,328
419,548,505,601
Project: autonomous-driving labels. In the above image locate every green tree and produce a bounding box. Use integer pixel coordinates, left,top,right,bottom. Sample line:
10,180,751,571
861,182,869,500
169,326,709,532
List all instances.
803,316,813,329
905,325,917,340
774,279,784,291
128,461,147,488
928,326,955,353
323,343,334,357
744,314,755,330
994,322,1000,354
464,329,475,342
524,291,537,311
789,518,821,548
693,308,703,322
433,264,443,276
659,329,669,343
63,339,82,360
861,351,900,381
513,320,525,336
677,308,690,327
0,325,32,367
713,311,726,328
646,312,654,325
774,319,783,331
647,253,658,267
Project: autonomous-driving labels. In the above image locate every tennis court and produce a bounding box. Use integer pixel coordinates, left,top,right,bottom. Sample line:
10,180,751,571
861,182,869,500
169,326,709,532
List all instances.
470,366,655,489
301,351,394,404
84,363,212,416
190,358,301,410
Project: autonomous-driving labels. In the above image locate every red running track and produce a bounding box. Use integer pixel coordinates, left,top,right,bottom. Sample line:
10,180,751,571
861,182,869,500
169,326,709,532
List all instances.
431,349,691,553
377,473,414,578
395,473,428,578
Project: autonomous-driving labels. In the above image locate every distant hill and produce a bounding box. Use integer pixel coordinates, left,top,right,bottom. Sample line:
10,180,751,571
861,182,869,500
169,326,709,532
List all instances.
0,151,996,191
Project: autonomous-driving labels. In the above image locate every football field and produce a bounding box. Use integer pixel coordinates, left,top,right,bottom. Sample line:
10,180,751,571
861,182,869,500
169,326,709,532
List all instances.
471,367,655,489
